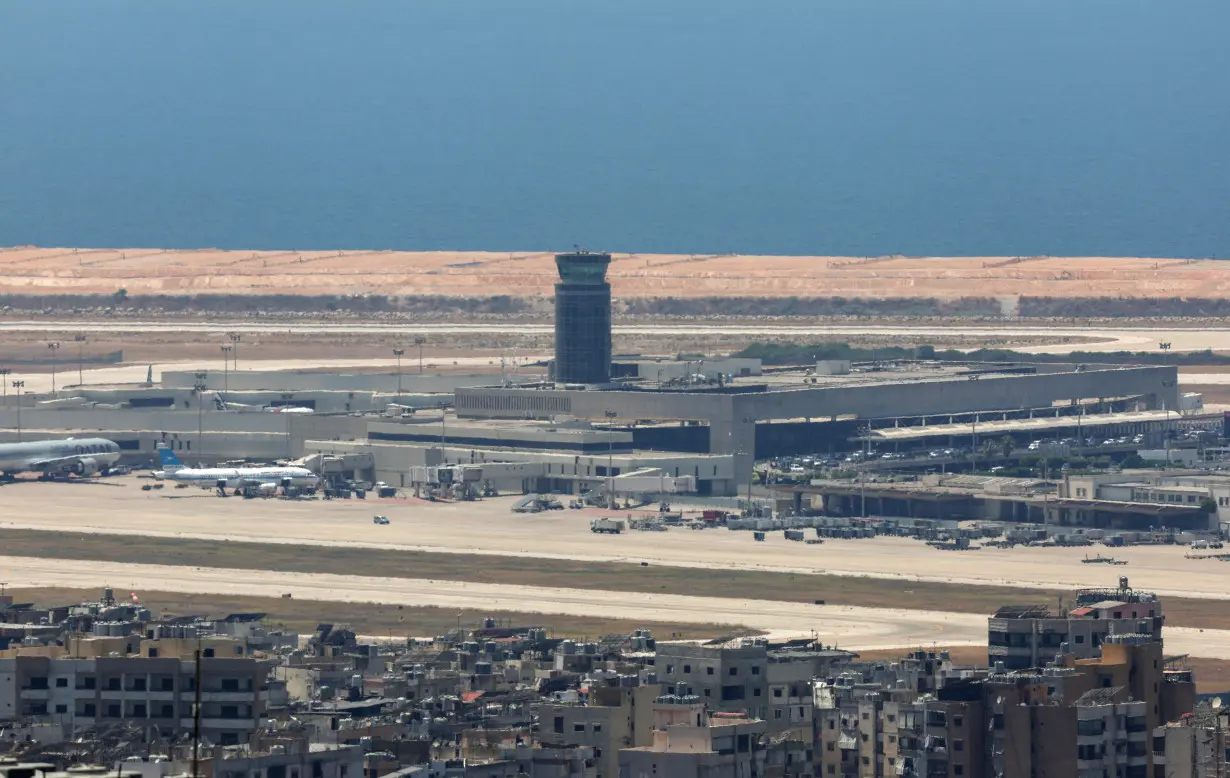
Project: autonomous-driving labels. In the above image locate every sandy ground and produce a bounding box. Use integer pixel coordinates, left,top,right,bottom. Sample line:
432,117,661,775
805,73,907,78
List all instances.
3,248,1228,299
2,485,1229,602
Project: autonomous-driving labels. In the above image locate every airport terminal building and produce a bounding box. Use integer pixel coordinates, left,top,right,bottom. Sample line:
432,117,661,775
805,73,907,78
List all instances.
0,251,1187,497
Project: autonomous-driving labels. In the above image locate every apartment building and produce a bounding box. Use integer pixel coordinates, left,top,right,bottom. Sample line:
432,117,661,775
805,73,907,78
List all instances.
0,637,272,745
534,681,661,778
654,642,768,720
617,698,767,778
988,578,1163,670
1153,707,1230,778
985,633,1192,778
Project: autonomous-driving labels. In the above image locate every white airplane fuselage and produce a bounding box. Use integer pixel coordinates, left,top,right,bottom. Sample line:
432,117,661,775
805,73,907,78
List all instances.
155,465,319,491
0,437,122,477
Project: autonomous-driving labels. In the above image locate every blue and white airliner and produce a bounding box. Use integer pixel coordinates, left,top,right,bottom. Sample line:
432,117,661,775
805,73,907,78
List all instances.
153,448,320,496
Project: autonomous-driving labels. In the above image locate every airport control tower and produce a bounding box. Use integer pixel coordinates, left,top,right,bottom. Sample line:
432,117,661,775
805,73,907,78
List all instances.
553,251,612,384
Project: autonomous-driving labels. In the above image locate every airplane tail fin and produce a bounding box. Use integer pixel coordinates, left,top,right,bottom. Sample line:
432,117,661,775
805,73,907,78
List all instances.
157,447,185,472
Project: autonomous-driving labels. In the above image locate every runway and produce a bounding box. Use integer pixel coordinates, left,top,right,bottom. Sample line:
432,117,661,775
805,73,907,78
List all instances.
1,554,1225,658
0,320,1225,353
4,489,1230,603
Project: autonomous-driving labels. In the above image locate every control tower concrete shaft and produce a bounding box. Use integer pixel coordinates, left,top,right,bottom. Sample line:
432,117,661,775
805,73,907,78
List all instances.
553,251,612,384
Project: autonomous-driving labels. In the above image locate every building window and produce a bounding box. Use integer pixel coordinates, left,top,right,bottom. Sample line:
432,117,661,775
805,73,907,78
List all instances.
953,715,963,727
55,678,68,688
774,689,783,698
751,666,761,676
554,716,564,734
55,705,67,714
683,665,691,674
593,724,602,733
753,688,761,697
955,767,964,776
574,724,585,733
706,667,714,676
954,740,964,752
775,710,782,720
729,667,738,676
666,665,674,675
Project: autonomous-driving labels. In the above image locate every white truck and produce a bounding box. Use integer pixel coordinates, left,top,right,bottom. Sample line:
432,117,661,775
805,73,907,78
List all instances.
590,518,626,534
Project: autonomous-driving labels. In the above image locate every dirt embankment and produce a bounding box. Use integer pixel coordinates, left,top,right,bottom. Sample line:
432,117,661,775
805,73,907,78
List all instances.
6,248,1230,321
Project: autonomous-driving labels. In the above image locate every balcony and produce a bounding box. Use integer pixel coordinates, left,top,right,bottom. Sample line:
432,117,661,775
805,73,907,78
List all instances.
184,717,257,730
200,691,260,703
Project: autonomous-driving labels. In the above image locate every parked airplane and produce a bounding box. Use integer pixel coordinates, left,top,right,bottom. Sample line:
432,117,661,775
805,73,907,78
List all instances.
153,448,320,496
0,437,122,480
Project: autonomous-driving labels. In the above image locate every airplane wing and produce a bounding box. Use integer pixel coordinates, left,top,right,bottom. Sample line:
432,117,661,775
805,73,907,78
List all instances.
29,455,95,470
236,477,287,487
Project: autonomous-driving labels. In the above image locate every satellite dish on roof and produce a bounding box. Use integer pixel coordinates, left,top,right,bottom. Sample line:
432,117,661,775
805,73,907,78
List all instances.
1213,697,1223,710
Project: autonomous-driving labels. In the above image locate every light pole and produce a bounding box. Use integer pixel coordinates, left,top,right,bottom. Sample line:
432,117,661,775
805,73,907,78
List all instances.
194,372,207,461
741,417,757,511
74,334,86,386
393,349,405,395
220,345,232,396
861,424,870,519
604,410,617,509
414,336,426,374
12,380,24,442
47,342,60,393
228,333,242,370
439,401,449,464
971,415,979,474
0,369,8,398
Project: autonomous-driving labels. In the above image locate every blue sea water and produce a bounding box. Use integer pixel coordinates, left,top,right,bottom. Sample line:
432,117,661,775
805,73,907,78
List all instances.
0,0,1227,257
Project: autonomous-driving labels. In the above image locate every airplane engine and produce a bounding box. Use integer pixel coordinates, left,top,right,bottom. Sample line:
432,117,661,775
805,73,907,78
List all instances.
73,458,99,475
258,483,278,496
